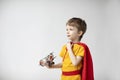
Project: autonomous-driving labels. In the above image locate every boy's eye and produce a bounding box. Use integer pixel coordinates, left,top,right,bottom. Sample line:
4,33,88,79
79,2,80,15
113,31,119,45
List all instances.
70,28,73,31
66,28,73,31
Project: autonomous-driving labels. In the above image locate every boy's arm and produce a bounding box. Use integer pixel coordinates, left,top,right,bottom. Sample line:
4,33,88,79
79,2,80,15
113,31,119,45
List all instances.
46,62,62,69
66,42,83,66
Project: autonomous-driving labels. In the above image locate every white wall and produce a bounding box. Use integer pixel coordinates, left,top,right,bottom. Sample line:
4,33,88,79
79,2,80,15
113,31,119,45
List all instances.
0,0,120,80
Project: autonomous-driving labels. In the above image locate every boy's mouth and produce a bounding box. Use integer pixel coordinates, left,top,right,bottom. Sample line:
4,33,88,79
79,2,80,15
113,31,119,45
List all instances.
67,35,70,37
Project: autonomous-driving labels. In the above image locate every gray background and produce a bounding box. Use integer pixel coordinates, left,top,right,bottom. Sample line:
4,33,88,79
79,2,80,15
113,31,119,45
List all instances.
0,0,120,80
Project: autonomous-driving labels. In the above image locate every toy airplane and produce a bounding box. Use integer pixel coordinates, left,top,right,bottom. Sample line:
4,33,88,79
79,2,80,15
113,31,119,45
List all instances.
39,52,56,67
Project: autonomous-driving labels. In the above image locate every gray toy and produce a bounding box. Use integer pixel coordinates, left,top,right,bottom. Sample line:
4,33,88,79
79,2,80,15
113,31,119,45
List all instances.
39,52,56,67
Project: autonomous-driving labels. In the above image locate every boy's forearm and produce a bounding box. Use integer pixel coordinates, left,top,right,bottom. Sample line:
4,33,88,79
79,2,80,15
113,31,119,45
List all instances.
68,49,77,65
67,45,82,66
50,63,62,68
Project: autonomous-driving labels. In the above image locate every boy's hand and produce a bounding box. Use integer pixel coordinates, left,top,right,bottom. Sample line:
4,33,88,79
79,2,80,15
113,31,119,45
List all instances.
44,63,53,69
66,42,73,51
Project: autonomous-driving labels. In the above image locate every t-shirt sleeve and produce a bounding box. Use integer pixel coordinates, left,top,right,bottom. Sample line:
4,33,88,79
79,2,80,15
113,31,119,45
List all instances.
74,45,84,57
59,45,66,58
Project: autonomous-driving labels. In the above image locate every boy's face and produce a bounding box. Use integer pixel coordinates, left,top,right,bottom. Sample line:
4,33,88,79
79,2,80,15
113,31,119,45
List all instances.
66,25,82,42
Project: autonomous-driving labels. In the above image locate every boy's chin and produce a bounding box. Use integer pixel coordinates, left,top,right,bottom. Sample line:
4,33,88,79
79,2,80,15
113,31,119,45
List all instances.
67,39,73,42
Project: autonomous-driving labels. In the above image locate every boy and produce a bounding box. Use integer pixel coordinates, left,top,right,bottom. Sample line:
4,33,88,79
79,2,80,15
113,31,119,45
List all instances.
45,17,94,80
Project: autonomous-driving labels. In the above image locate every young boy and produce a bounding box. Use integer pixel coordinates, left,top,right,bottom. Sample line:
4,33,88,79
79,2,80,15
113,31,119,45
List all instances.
45,17,94,80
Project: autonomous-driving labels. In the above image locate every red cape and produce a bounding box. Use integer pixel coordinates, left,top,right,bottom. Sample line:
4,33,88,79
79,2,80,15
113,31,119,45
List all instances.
77,42,94,80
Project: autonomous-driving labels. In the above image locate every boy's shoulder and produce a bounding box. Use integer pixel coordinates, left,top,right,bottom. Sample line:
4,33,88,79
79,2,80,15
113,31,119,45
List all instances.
77,42,87,46
75,42,89,49
61,44,67,49
61,42,89,49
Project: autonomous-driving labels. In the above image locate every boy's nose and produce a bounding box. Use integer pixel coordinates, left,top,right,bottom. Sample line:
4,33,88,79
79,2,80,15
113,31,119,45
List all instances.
66,31,69,34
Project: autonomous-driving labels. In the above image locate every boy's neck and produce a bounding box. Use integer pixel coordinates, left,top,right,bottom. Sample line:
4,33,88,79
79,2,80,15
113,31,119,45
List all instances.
70,40,80,44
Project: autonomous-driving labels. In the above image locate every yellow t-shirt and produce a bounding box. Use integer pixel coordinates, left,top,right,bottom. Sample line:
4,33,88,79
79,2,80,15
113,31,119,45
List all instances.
59,43,85,80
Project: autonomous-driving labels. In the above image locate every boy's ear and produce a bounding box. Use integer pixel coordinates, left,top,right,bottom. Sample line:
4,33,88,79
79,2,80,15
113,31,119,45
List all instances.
78,31,83,36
